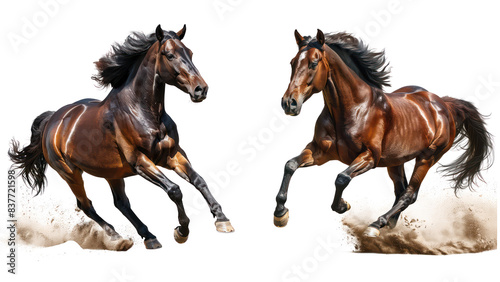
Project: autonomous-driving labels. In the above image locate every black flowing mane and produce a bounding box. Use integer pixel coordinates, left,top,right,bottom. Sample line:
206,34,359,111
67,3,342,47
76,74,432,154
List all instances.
92,30,178,88
302,32,391,89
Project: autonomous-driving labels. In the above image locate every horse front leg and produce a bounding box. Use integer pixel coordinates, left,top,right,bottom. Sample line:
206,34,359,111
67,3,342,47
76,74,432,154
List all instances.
331,150,376,214
133,153,191,244
274,141,328,227
163,147,234,233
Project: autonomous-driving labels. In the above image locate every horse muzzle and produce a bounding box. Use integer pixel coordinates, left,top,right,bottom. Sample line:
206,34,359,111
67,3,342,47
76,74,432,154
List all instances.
190,85,208,103
281,97,302,116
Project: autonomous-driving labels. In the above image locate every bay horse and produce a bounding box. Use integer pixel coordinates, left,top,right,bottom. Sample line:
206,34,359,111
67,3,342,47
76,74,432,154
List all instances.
9,25,234,250
275,29,493,237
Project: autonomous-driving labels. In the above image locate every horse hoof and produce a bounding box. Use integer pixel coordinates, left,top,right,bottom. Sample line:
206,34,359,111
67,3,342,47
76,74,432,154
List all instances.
363,226,380,237
174,227,188,244
274,210,289,227
144,238,162,249
215,221,235,233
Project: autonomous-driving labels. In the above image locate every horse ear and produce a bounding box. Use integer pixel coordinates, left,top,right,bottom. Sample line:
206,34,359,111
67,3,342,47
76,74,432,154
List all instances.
294,29,305,47
156,24,164,42
177,24,186,40
316,29,325,46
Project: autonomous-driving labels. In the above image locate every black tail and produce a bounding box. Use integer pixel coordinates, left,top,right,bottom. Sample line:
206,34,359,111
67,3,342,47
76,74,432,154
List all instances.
440,97,493,194
9,111,54,196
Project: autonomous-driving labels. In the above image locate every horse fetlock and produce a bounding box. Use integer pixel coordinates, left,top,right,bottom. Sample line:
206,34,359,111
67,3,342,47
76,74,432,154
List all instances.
375,216,388,229
332,199,350,214
179,217,190,229
276,193,287,205
137,226,153,239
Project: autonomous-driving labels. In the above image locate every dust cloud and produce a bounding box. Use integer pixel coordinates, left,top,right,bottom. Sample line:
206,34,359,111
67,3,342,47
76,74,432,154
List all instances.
17,203,134,252
342,195,496,255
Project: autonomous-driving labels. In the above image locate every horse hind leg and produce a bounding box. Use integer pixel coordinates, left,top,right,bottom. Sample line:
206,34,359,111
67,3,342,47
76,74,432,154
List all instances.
64,171,116,236
56,166,131,250
364,158,433,237
386,165,408,229
364,116,452,237
107,178,161,249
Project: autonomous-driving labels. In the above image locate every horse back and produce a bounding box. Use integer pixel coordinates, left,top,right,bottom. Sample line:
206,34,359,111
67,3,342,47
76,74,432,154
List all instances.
380,88,452,164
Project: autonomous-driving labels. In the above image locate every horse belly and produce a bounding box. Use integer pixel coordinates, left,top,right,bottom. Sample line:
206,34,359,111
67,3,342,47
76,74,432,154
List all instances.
66,133,134,178
379,120,433,166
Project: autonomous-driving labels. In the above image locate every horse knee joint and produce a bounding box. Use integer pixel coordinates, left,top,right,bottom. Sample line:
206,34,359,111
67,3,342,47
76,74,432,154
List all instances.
335,173,351,190
167,186,183,201
285,159,299,174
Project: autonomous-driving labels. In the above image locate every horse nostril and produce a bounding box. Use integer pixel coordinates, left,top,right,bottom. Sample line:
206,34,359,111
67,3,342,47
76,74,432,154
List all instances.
290,98,298,109
194,86,203,94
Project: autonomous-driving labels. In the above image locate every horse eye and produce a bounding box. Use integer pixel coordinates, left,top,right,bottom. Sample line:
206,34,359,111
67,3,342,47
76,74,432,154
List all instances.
309,61,318,69
166,53,175,61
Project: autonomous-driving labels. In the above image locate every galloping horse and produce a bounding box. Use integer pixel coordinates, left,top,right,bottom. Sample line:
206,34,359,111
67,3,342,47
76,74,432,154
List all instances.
10,25,234,250
275,29,492,237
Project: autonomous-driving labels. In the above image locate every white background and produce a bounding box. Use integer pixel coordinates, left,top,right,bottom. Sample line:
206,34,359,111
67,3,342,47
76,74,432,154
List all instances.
1,0,498,281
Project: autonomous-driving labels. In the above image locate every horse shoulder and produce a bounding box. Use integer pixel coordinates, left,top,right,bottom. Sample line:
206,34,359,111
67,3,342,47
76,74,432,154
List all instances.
156,112,179,152
313,107,337,153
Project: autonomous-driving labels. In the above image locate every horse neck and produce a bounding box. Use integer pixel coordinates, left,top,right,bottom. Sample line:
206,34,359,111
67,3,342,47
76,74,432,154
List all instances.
124,43,166,119
322,46,372,120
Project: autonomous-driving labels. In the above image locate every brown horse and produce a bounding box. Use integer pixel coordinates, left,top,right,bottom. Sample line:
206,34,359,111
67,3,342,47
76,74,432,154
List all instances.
9,25,234,250
275,29,493,237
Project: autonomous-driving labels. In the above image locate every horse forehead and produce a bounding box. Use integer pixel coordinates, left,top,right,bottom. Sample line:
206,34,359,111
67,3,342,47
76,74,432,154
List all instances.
297,48,318,64
165,39,190,54
298,51,308,62
165,39,176,50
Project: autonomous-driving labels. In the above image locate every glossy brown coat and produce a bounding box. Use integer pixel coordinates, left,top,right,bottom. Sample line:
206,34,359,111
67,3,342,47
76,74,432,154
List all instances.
275,30,492,236
10,25,233,250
